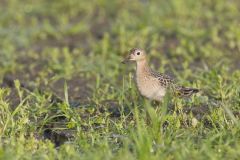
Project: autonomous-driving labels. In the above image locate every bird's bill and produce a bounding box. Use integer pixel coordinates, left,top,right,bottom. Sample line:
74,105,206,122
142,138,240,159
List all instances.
121,55,132,64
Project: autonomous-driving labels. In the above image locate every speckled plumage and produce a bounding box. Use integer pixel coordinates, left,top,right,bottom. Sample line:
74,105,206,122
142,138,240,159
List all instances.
123,48,199,102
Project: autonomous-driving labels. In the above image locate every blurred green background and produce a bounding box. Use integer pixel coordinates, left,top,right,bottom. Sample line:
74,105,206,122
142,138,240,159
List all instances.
0,0,240,159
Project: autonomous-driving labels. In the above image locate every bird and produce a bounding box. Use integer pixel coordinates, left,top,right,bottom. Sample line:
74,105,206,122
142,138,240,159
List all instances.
122,48,199,102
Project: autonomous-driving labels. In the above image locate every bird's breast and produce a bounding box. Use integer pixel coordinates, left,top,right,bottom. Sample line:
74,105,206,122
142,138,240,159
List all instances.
136,73,166,101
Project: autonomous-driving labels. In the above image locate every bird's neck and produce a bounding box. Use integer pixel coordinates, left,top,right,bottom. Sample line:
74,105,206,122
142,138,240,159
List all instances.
136,59,151,75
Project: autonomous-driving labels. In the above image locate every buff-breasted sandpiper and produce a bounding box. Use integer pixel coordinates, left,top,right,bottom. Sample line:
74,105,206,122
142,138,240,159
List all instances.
122,48,199,102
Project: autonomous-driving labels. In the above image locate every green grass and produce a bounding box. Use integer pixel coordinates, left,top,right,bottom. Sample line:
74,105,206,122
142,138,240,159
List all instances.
0,0,240,159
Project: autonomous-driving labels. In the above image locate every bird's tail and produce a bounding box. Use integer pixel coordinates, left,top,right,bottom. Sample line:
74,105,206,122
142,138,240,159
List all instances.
174,86,199,97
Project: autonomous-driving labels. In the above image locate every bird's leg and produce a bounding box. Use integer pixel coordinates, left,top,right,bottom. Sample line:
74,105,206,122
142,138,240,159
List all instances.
152,100,162,113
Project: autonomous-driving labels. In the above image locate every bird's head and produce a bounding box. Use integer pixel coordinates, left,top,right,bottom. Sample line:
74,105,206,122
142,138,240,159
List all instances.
122,48,146,63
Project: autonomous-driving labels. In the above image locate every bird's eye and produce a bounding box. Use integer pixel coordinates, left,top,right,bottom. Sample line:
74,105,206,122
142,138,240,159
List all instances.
136,52,140,55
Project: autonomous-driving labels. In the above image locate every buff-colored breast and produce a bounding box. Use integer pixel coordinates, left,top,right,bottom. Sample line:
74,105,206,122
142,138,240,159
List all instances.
136,71,166,101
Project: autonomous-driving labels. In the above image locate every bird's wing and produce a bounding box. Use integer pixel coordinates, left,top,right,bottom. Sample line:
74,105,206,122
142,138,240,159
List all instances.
150,70,175,87
174,86,199,97
149,69,199,97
